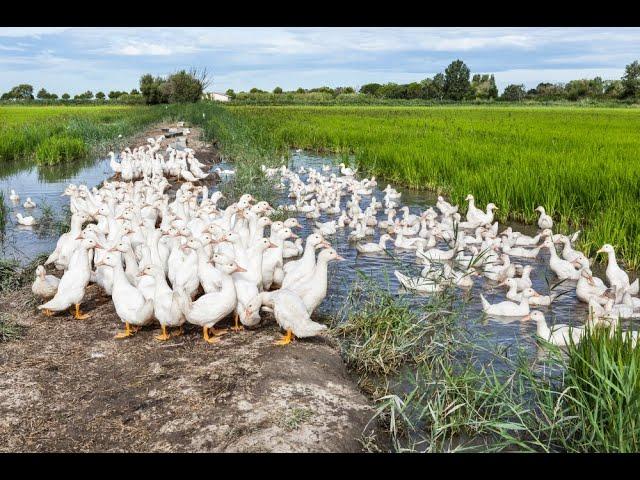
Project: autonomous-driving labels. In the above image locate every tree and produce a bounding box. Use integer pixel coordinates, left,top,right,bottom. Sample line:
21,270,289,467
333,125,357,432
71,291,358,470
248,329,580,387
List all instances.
249,87,266,93
164,69,207,103
61,93,70,100
3,84,34,100
500,84,526,101
621,60,640,99
36,88,50,100
470,74,498,100
296,87,306,94
360,83,382,96
273,86,283,94
74,90,93,100
140,74,169,104
443,60,471,100
225,89,236,99
95,91,106,100
108,90,126,100
604,80,624,99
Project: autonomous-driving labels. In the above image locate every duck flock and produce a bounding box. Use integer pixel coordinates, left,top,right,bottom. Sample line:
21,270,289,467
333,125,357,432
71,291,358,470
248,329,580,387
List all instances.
22,128,640,349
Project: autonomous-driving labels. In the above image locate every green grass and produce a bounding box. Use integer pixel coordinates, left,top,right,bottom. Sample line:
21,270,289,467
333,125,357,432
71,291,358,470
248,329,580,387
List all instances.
0,104,177,167
221,105,640,269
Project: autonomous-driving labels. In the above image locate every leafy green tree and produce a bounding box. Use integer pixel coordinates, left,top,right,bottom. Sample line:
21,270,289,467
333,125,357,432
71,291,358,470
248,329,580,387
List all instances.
165,70,206,103
360,83,382,96
296,87,306,94
4,84,34,100
621,60,640,99
604,80,624,99
249,87,265,94
225,89,236,99
36,88,51,100
95,91,106,100
140,74,169,104
61,93,70,100
108,90,126,100
130,89,140,95
443,60,471,100
74,90,93,100
273,86,283,94
500,84,526,101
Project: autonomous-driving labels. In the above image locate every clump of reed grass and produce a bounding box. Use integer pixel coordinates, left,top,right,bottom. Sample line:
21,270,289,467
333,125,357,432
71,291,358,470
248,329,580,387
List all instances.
35,135,88,165
0,252,50,293
0,190,7,237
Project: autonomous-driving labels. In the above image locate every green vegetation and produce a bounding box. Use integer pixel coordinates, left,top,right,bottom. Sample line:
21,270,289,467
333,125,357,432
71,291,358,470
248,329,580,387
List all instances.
221,105,640,268
0,105,174,167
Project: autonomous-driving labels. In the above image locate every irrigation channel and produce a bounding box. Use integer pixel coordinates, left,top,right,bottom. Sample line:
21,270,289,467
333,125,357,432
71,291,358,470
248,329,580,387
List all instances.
1,143,614,362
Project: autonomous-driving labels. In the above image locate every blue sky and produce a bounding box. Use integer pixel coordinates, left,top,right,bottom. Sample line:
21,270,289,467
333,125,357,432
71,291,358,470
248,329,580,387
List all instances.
0,27,638,95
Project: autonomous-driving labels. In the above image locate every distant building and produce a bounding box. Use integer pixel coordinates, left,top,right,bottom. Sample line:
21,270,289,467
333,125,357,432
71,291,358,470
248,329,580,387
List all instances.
203,92,230,102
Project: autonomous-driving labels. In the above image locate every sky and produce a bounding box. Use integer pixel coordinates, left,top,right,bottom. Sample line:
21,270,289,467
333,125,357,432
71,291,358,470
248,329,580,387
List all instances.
0,27,638,95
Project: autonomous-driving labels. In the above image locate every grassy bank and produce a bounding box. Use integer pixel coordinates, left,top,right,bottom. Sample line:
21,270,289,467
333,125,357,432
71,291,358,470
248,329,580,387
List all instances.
220,105,640,269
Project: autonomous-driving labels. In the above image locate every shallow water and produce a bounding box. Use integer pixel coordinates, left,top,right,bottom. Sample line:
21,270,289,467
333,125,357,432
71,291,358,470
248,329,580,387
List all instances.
0,148,613,360
0,157,112,261
273,151,611,361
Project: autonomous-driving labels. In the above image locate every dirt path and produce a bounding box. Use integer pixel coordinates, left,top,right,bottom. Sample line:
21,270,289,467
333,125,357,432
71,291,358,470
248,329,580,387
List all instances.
0,124,376,452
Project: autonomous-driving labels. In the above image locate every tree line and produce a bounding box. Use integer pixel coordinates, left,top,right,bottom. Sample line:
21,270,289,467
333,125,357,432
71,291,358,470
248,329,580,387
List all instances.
228,59,640,102
3,60,639,105
0,69,210,105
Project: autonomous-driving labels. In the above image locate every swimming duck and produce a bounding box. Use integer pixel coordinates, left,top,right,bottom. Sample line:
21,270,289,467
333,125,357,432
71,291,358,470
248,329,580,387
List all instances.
526,311,584,347
480,291,531,316
16,213,36,226
597,244,630,292
356,234,392,254
9,189,20,202
23,197,36,209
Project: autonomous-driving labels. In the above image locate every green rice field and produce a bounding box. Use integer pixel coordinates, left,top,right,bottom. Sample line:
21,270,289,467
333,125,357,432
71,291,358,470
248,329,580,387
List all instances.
0,105,171,166
225,105,640,269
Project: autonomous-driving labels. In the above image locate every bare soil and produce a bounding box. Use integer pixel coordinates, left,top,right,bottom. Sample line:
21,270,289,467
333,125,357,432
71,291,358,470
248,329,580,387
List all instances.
0,124,377,452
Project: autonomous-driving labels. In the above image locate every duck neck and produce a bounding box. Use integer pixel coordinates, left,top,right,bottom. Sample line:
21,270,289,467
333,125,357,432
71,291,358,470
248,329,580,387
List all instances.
536,317,551,339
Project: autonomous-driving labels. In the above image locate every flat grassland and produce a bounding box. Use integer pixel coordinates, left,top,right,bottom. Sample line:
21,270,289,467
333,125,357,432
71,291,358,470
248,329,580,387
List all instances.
226,105,640,268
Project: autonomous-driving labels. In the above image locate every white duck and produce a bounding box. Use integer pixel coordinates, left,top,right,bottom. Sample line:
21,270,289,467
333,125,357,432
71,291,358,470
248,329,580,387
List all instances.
38,238,101,319
356,234,392,254
139,264,186,341
16,213,36,226
96,253,154,339
31,265,60,300
259,289,328,345
23,197,36,209
177,261,245,344
543,239,582,280
503,280,553,306
9,189,20,202
597,244,630,292
535,206,553,230
480,291,531,316
527,311,584,347
288,248,344,314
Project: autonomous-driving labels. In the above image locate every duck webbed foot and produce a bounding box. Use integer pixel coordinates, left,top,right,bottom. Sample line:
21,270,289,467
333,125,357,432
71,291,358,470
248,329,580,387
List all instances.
203,326,221,344
231,312,244,332
115,322,135,339
73,304,90,320
155,325,171,341
274,329,293,346
42,308,54,317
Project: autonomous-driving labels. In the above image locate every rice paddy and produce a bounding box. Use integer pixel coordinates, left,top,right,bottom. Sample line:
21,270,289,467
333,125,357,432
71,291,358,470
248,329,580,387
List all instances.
0,105,174,167
224,105,640,269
